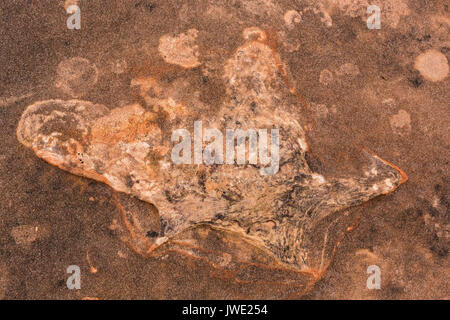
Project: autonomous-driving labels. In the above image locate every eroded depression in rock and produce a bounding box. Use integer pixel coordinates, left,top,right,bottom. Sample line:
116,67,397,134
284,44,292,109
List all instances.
17,28,406,276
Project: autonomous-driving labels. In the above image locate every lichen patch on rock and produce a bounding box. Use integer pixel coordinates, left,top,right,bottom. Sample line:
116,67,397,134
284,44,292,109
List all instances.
390,109,411,136
414,49,449,82
55,57,99,98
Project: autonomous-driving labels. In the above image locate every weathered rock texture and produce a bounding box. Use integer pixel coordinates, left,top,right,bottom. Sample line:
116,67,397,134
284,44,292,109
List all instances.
17,28,406,279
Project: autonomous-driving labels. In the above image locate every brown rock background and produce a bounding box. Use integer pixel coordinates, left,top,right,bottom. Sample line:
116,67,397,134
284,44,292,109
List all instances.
0,0,448,299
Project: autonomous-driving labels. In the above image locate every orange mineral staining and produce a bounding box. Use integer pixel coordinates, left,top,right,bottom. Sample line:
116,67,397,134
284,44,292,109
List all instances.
17,26,407,280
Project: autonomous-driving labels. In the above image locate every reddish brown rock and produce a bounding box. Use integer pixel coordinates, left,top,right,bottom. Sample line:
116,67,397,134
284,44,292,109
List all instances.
17,28,407,289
